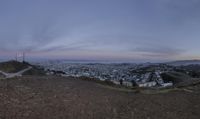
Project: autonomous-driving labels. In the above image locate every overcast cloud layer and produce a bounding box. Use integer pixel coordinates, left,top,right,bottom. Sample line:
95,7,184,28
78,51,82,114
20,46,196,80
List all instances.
0,0,200,61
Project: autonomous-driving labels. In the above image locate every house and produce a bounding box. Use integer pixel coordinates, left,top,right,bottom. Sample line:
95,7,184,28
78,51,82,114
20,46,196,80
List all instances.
138,81,157,87
161,82,173,87
123,81,132,87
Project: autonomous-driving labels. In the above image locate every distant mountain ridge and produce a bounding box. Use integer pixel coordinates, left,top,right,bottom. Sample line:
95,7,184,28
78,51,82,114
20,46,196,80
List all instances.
166,60,200,66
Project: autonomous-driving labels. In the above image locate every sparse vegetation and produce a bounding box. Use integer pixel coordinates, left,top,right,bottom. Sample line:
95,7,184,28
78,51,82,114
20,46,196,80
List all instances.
22,66,46,76
161,71,191,84
0,60,29,73
79,76,116,86
0,76,199,119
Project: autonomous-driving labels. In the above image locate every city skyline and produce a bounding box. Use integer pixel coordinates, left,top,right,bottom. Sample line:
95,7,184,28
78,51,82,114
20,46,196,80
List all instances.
0,0,200,62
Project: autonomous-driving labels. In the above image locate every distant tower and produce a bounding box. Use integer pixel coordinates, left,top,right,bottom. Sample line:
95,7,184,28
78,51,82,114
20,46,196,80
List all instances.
23,52,25,63
15,52,26,62
15,53,18,61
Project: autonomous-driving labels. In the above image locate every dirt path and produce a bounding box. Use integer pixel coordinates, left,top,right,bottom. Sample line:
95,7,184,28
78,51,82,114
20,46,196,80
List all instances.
0,66,32,79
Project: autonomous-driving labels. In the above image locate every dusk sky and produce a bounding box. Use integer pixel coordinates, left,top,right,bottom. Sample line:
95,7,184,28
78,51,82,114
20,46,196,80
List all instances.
0,0,200,62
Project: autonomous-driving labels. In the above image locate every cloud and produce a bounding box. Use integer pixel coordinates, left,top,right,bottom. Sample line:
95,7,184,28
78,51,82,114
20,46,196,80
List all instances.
0,0,199,61
134,46,185,58
0,0,67,52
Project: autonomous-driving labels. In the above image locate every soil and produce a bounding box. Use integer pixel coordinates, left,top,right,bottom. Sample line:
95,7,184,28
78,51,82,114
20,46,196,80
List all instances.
0,76,200,119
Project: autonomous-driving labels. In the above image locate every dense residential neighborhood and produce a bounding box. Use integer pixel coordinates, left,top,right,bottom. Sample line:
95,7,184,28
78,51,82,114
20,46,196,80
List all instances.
36,61,177,88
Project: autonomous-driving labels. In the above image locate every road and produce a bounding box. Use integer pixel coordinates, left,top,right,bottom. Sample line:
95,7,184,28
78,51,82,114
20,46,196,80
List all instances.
0,66,32,78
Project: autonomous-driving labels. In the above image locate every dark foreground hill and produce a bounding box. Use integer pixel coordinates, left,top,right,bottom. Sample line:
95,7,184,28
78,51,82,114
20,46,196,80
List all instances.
0,76,200,119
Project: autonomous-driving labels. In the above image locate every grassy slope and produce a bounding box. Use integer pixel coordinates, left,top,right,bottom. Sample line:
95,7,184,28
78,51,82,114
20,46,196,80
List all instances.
22,65,46,76
0,76,199,119
161,71,200,87
0,60,29,73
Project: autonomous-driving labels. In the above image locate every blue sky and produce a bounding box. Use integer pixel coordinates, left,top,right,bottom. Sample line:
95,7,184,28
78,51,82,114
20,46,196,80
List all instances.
0,0,200,62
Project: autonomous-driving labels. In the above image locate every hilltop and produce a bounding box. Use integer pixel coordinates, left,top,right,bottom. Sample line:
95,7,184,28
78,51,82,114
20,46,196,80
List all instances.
0,60,46,78
0,60,29,73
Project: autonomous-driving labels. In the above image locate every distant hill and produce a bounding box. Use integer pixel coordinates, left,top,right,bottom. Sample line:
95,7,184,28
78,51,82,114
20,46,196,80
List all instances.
166,60,200,66
162,72,191,83
0,60,46,76
0,60,29,73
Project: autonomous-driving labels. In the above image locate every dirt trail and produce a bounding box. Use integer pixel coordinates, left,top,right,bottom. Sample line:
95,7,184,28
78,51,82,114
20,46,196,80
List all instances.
0,66,32,78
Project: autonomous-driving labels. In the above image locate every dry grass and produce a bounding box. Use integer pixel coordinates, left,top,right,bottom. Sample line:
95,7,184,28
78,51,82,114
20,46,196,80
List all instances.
0,76,200,119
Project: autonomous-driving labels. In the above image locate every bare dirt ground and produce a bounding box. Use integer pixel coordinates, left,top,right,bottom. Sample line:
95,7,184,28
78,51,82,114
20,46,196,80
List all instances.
0,76,200,119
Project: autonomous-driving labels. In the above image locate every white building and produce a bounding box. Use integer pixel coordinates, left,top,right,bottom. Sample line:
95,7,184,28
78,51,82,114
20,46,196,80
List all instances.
138,81,157,87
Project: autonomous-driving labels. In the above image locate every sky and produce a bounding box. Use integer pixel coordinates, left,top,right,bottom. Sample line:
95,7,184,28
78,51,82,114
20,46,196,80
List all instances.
0,0,200,62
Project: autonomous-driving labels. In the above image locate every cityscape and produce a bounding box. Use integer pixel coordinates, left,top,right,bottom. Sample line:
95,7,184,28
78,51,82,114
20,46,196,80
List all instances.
1,0,200,118
37,60,197,88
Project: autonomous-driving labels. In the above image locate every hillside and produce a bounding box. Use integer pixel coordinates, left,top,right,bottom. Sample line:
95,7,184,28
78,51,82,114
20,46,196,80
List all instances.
162,72,191,83
22,65,46,76
161,71,200,87
0,76,199,119
0,61,46,78
0,60,29,73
